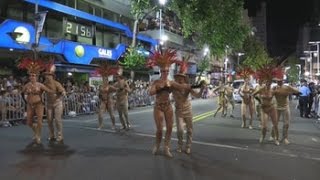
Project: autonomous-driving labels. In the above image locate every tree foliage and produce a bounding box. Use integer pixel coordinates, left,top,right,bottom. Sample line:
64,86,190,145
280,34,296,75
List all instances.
285,55,300,83
170,0,250,57
195,55,211,84
241,36,271,70
130,0,152,47
197,56,210,72
119,46,146,70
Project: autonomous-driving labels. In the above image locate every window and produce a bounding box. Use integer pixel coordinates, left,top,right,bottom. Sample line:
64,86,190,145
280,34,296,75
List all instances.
121,16,133,29
103,32,118,48
47,17,63,39
77,0,94,14
66,0,76,8
96,30,103,46
103,9,118,22
7,2,23,21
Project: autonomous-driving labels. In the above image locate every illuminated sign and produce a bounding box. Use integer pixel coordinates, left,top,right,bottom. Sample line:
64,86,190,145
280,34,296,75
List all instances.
98,48,112,58
0,19,143,65
64,20,93,38
14,26,30,43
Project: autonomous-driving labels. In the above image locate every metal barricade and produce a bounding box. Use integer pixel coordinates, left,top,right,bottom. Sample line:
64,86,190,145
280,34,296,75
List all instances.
63,93,100,117
1,90,156,122
1,93,26,122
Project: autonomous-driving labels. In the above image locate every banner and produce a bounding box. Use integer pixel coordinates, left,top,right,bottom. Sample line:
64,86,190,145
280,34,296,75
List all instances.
35,11,47,45
36,11,47,33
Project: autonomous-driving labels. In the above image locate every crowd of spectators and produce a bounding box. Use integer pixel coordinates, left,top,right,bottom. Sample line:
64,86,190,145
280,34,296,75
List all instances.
0,74,217,128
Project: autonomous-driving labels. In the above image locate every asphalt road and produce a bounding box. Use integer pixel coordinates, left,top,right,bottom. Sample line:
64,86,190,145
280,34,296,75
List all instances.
0,98,319,180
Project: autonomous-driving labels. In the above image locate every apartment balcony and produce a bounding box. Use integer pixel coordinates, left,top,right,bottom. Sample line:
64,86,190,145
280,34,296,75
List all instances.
139,29,184,46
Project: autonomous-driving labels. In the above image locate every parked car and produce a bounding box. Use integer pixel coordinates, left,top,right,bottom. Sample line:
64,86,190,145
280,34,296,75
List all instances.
232,79,245,103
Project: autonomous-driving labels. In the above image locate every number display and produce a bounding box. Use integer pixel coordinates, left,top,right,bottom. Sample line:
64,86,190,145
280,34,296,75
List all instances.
64,21,92,38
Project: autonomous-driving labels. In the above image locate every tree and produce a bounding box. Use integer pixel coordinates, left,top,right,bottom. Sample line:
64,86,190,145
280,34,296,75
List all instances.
196,55,210,84
120,46,146,70
170,0,250,57
284,55,300,83
241,36,271,70
130,0,152,47
123,0,157,80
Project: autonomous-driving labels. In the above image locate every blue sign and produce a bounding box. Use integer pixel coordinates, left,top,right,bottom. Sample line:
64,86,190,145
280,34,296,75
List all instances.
0,19,153,65
0,19,129,64
24,0,158,46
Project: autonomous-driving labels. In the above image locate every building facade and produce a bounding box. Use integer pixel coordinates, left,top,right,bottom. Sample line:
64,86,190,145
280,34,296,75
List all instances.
0,0,159,82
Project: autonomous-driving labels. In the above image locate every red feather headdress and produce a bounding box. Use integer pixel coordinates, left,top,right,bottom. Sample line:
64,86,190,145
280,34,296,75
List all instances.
176,56,190,75
255,64,284,83
18,58,45,75
146,49,178,69
236,66,254,79
43,59,56,75
95,62,119,77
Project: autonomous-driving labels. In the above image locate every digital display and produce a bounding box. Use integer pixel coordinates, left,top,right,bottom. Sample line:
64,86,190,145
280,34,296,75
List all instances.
64,20,93,38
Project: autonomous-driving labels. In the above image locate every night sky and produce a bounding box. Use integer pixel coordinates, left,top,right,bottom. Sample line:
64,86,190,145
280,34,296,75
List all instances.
245,0,316,57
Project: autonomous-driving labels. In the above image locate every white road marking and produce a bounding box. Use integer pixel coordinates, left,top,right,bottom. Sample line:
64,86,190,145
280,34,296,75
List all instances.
311,137,318,142
78,126,320,162
63,109,154,123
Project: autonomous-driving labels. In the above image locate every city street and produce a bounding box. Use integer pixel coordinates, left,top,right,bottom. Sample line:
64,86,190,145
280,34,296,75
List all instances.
0,98,320,180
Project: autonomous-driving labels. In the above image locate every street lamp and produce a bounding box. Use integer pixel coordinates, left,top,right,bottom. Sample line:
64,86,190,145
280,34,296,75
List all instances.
304,50,314,80
203,47,209,56
309,41,320,76
158,0,167,46
300,56,311,80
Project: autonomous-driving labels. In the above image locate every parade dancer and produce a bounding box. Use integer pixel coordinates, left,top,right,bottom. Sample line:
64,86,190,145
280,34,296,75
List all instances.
19,58,53,144
96,63,118,130
44,63,66,143
254,79,264,127
148,49,190,158
273,77,300,145
172,59,205,154
225,80,235,118
253,64,282,145
238,67,255,129
212,80,227,117
114,69,131,130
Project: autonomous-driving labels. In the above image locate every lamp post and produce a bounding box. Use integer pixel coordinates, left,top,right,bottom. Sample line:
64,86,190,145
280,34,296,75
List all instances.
300,56,309,79
224,46,229,83
304,50,317,80
309,41,320,76
159,0,167,46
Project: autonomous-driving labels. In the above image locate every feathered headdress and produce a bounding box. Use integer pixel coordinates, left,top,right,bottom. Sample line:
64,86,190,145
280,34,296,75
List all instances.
255,64,284,83
43,60,56,76
236,66,254,79
95,62,119,77
18,57,45,75
146,49,178,69
174,56,190,82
